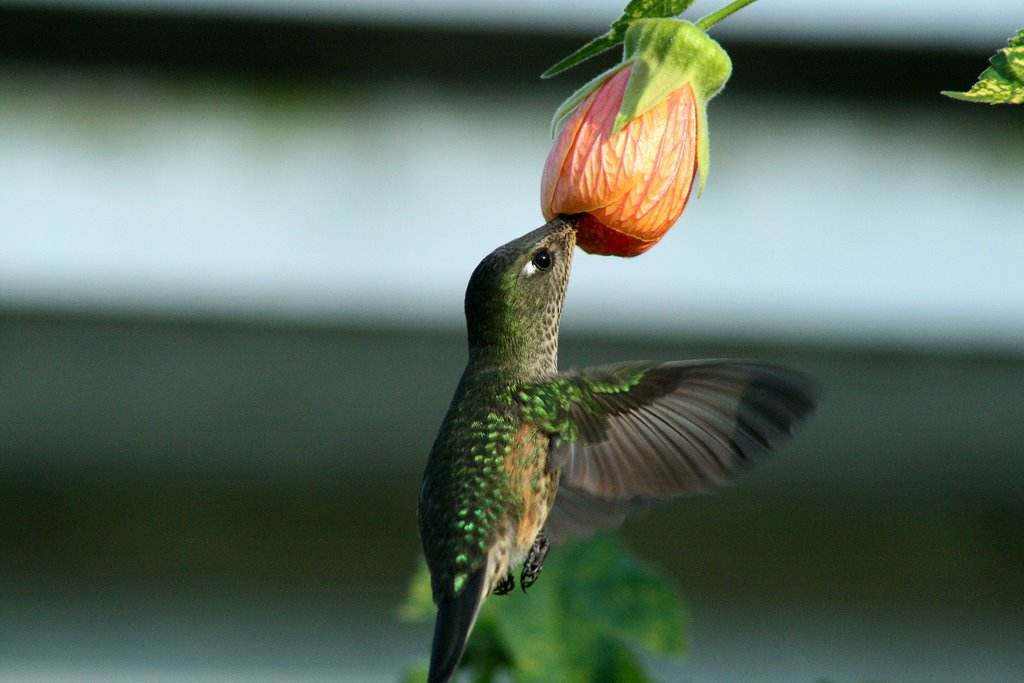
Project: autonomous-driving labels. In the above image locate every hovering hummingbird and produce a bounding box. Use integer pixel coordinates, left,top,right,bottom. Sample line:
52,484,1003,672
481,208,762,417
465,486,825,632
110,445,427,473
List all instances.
417,215,815,682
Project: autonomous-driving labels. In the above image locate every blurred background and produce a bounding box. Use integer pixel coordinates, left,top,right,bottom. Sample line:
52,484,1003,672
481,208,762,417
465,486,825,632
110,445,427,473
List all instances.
1,0,1022,681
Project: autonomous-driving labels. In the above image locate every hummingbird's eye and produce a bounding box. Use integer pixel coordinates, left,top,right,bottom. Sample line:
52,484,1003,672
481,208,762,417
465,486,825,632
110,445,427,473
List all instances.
531,249,553,271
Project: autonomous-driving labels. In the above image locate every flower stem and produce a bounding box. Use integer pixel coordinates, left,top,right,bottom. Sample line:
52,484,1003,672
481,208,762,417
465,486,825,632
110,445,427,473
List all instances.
694,0,759,31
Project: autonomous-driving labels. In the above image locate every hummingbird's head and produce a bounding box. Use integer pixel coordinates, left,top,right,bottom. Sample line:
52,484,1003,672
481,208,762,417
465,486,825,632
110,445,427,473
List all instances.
464,215,579,376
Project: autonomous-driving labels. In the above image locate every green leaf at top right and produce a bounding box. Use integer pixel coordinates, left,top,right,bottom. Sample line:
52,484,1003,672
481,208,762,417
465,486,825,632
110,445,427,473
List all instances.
942,29,1024,104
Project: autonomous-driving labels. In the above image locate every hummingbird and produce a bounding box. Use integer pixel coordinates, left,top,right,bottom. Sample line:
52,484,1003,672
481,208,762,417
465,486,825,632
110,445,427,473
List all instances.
417,215,815,682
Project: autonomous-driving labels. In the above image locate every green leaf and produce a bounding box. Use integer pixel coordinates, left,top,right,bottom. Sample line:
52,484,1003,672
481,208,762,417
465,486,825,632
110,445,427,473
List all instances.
455,619,516,681
542,0,696,78
620,0,696,20
557,534,688,657
397,664,428,683
542,33,623,81
399,534,688,681
942,29,1024,104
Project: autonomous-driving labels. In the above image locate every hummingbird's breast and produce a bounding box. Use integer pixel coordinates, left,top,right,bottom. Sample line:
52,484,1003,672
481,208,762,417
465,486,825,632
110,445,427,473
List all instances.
502,422,560,561
418,374,557,599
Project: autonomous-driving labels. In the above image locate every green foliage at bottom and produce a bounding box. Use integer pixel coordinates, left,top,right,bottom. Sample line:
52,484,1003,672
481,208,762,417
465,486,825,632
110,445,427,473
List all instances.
399,533,688,682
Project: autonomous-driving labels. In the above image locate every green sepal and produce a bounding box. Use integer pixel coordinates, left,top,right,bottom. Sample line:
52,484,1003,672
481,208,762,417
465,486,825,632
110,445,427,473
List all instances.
695,99,711,195
616,19,731,194
942,29,1024,105
541,0,697,79
548,17,732,193
616,20,731,131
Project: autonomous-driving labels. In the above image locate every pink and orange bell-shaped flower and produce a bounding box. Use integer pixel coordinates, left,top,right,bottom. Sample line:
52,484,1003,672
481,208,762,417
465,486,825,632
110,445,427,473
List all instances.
541,20,732,256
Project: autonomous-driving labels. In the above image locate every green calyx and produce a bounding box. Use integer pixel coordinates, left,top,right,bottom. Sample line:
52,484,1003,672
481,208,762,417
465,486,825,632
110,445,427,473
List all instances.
549,19,731,195
615,20,731,133
618,19,731,195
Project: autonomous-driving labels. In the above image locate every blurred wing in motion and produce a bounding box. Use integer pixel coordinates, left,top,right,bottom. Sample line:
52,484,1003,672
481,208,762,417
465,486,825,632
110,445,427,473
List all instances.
517,361,817,542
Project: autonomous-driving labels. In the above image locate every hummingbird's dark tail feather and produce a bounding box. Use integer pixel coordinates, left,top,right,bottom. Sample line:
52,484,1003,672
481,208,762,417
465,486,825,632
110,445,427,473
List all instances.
428,565,488,683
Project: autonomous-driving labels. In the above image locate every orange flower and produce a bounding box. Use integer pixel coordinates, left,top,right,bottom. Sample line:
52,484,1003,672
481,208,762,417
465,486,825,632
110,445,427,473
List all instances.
541,63,698,256
540,19,731,257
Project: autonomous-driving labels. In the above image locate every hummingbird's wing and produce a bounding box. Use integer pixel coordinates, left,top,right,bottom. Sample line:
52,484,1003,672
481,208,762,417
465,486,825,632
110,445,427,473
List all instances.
517,360,816,543
540,484,651,543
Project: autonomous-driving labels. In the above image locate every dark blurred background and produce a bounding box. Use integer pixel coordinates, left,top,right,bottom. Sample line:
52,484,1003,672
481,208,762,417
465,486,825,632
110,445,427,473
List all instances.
1,1,1022,681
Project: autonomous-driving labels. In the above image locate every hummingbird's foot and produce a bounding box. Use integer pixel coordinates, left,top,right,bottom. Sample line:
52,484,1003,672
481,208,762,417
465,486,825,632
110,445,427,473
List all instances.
520,531,550,592
493,572,515,596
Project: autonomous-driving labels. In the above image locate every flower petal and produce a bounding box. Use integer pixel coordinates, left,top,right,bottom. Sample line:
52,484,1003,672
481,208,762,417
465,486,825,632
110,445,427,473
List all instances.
589,82,698,241
576,214,660,257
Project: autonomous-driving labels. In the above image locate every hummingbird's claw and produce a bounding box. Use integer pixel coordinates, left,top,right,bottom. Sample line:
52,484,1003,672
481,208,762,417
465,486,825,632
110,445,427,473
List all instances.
520,531,550,592
493,572,515,596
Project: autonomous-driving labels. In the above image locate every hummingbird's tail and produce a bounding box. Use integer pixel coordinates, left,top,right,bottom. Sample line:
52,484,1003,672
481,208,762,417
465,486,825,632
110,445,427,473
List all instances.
427,564,488,683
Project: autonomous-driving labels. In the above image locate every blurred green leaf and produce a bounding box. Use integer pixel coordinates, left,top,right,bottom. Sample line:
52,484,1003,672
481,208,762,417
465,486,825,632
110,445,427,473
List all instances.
454,619,516,681
558,533,687,657
942,29,1024,104
400,533,687,681
398,664,428,683
541,0,696,78
398,559,435,622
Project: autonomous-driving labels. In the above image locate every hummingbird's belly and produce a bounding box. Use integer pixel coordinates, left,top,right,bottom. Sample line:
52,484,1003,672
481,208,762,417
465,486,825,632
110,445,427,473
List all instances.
504,424,560,566
484,467,558,597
